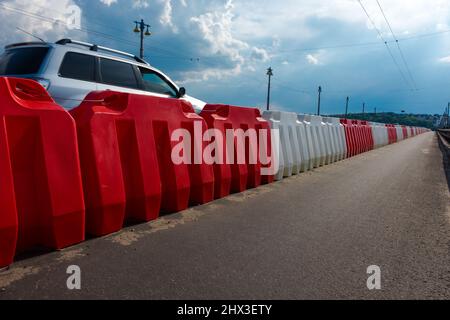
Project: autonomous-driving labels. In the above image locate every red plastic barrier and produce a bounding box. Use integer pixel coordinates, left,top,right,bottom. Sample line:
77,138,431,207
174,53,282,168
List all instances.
0,77,85,267
389,125,395,143
361,121,374,151
356,120,369,154
71,91,214,236
350,120,360,155
385,125,390,144
386,124,397,144
341,119,356,157
200,104,273,199
392,125,398,143
355,120,367,153
401,126,408,139
341,119,374,156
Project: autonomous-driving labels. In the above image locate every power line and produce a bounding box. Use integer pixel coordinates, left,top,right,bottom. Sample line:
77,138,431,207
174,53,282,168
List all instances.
400,29,450,41
3,0,450,107
274,40,381,53
18,1,129,36
0,3,209,64
273,28,450,55
0,4,134,46
16,27,45,42
1,2,233,66
3,1,450,72
376,0,418,91
357,0,414,91
271,80,312,95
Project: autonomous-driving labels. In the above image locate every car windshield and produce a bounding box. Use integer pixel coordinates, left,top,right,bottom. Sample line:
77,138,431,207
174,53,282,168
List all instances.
139,67,178,98
0,47,49,75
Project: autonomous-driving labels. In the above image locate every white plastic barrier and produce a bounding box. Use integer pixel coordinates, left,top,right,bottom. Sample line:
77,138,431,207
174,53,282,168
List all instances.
338,118,347,160
370,122,380,148
395,125,404,141
370,122,389,148
332,117,347,161
263,111,302,180
322,117,337,163
300,114,322,168
295,115,312,172
382,124,389,146
324,117,345,162
320,117,334,165
304,115,327,167
297,114,315,171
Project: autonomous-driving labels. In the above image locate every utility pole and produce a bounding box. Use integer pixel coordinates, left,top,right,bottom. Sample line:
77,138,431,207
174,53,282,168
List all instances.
362,102,365,115
374,107,377,115
317,86,322,115
133,19,151,59
345,96,349,118
447,102,450,127
266,67,273,111
446,102,450,128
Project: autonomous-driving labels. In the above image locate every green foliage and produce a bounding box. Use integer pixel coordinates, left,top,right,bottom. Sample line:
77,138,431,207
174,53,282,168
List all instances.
330,112,437,129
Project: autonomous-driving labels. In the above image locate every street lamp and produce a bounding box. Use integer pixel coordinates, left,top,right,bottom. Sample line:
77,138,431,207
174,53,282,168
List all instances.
266,67,273,111
133,19,151,59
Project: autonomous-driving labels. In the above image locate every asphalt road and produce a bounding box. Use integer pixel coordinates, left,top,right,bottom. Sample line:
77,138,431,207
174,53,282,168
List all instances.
1,132,449,299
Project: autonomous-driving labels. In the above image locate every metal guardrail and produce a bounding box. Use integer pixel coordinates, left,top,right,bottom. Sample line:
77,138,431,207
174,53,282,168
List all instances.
437,129,450,190
438,129,450,145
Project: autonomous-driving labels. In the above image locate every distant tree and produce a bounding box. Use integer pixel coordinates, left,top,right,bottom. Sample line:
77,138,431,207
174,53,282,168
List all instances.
330,112,435,129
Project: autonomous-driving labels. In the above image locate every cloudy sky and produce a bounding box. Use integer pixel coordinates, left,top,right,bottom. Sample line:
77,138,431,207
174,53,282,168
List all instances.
1,0,450,115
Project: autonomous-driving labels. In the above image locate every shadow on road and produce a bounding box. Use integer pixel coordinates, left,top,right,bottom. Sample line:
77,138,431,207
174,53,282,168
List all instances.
437,132,450,191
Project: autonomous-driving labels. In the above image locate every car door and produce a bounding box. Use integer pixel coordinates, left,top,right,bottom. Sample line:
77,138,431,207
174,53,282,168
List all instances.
136,66,180,98
96,57,176,99
50,52,98,110
137,66,207,112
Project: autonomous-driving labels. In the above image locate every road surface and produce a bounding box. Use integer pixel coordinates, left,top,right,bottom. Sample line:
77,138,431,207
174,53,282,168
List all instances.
1,132,449,299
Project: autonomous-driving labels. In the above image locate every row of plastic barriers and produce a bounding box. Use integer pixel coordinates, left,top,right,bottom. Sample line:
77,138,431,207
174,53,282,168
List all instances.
0,77,430,267
262,113,428,180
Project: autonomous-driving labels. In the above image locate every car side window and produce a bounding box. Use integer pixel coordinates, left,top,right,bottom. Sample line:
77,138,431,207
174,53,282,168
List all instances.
100,58,138,89
138,67,178,98
59,52,96,81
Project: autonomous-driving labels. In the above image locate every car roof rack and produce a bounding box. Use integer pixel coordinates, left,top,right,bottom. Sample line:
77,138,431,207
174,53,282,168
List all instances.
55,39,149,65
5,42,49,50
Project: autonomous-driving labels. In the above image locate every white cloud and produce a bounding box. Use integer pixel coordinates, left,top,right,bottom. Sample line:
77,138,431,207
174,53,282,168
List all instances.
438,56,450,63
159,0,178,33
306,54,319,65
99,0,117,6
184,0,269,83
100,0,149,8
0,0,83,46
190,0,247,64
178,65,242,85
231,0,450,42
133,0,149,9
251,47,270,62
179,0,187,7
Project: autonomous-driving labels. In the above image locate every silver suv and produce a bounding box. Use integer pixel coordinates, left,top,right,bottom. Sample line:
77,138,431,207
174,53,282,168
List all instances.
0,39,206,112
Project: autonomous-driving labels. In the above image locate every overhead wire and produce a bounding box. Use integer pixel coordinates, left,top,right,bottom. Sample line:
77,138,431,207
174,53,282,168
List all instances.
376,0,418,91
357,0,414,91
